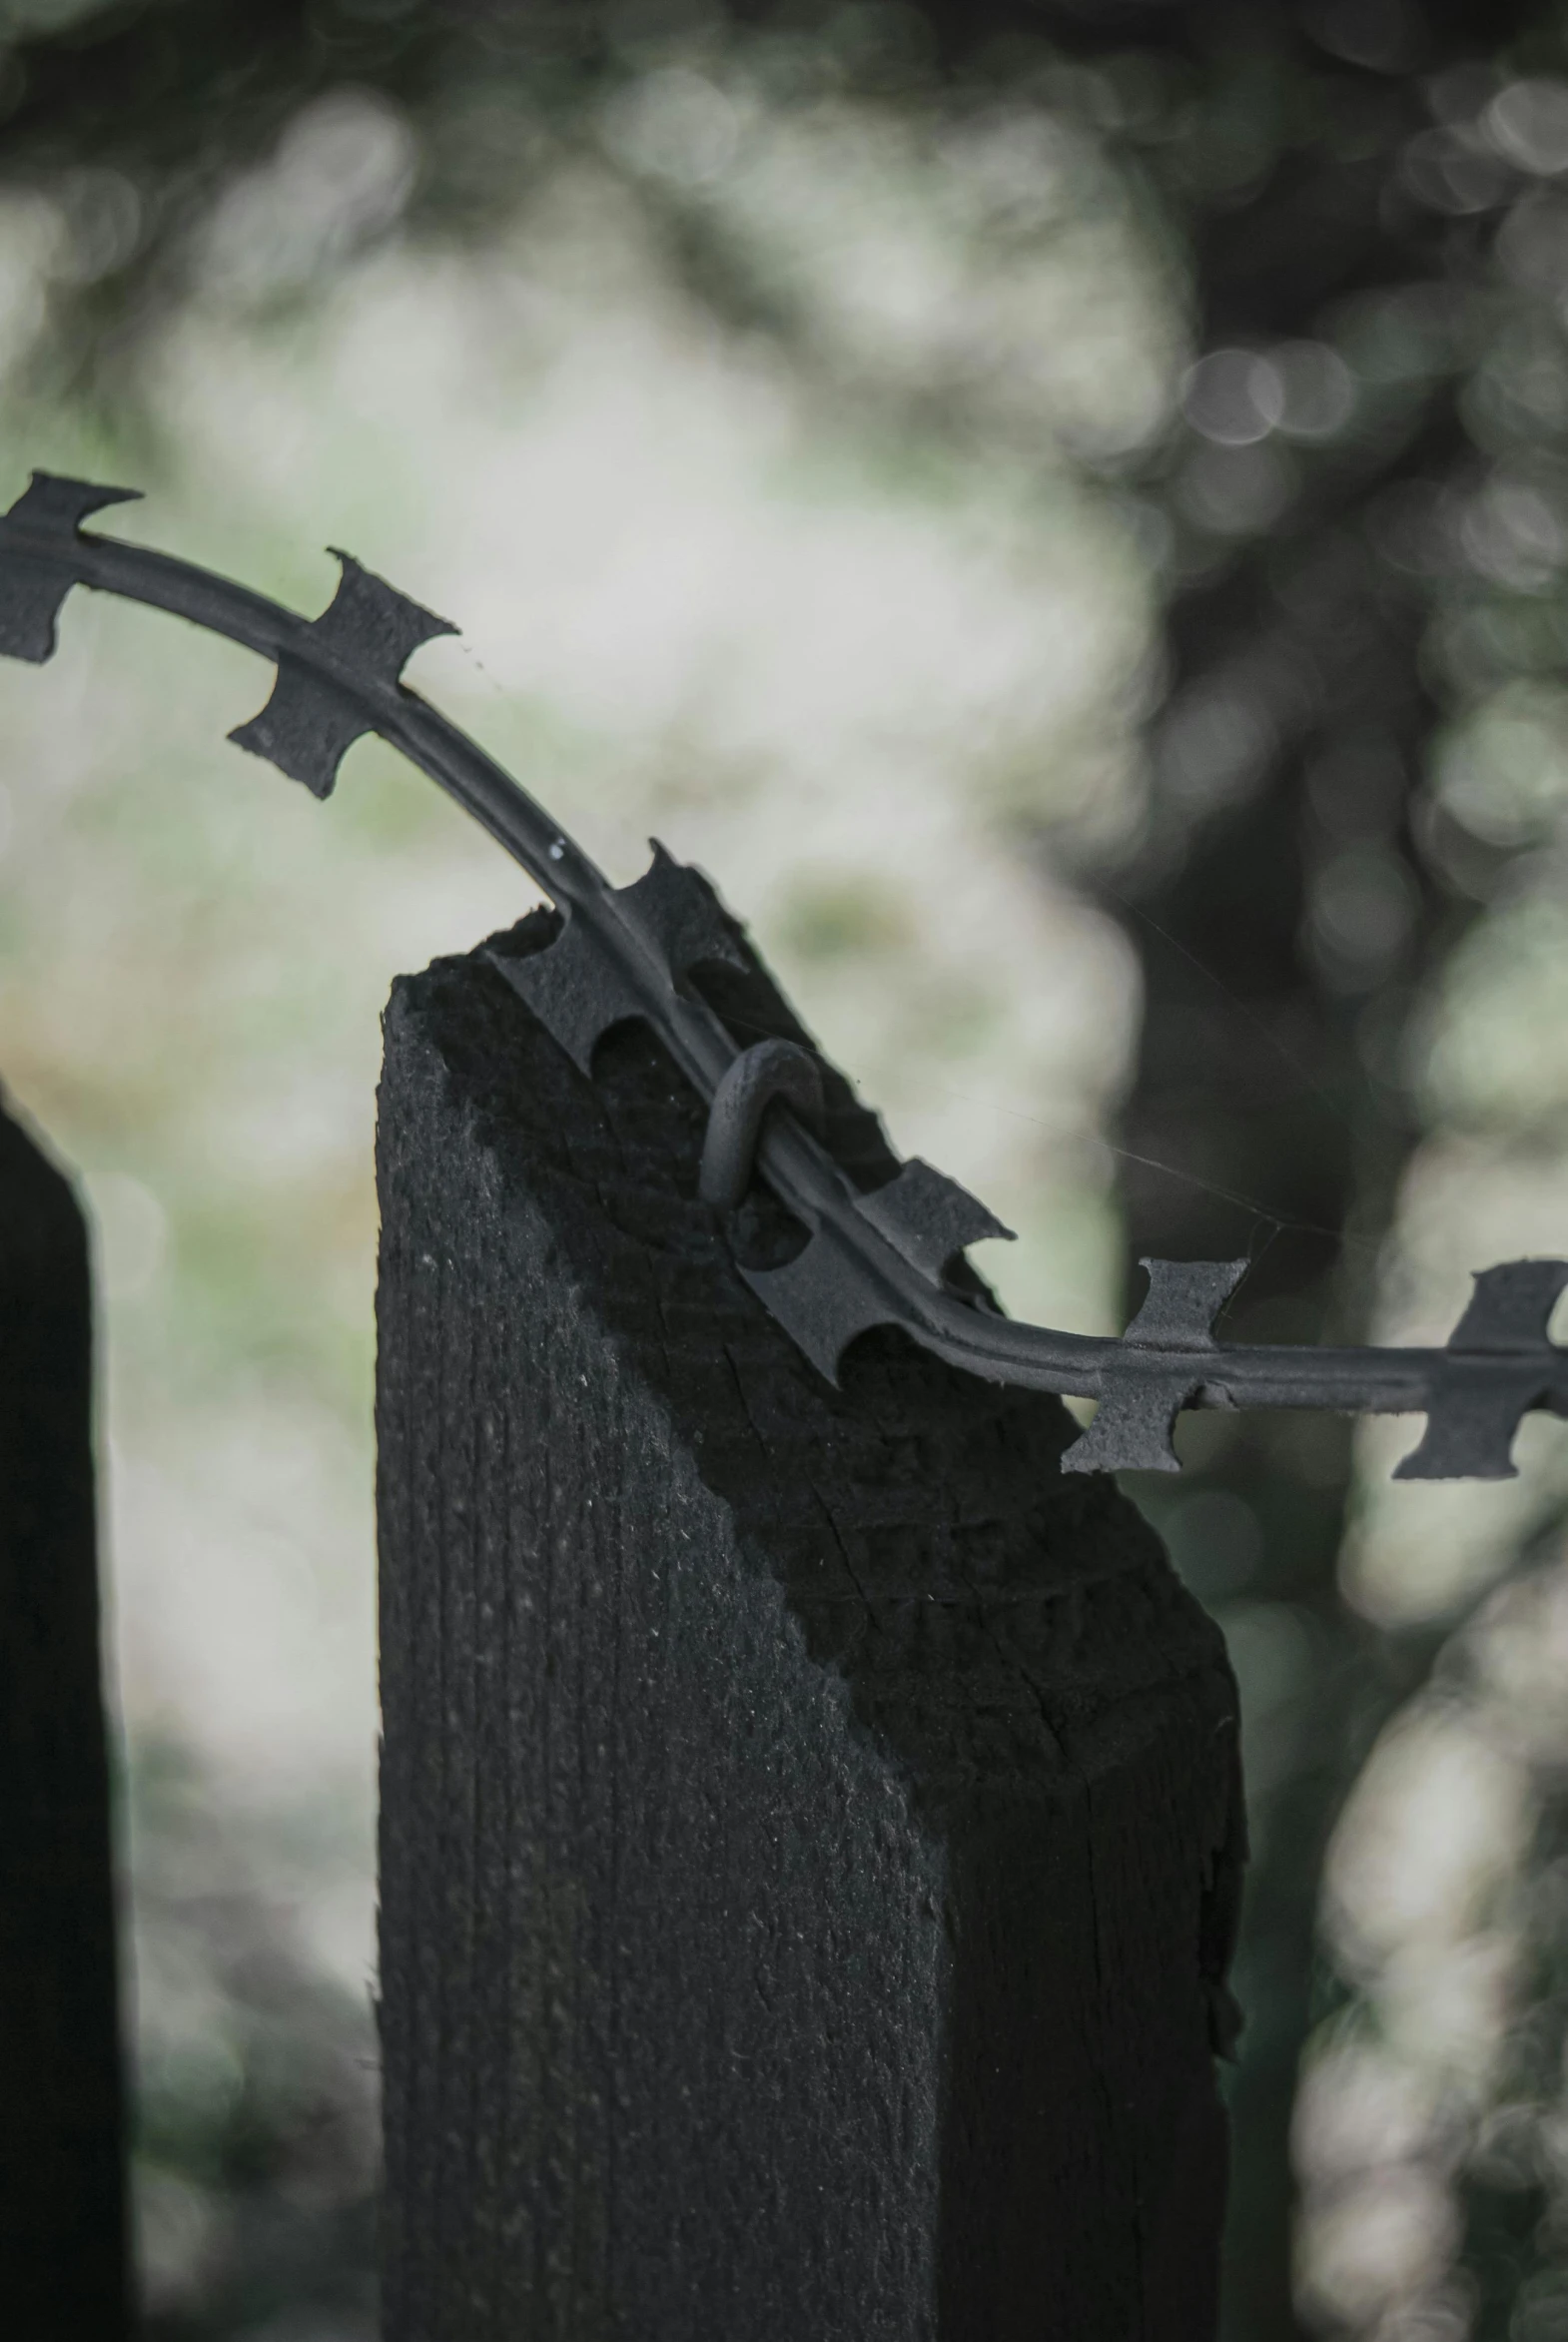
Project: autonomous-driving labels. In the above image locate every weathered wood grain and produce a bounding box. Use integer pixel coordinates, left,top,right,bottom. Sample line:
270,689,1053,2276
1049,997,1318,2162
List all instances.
377,913,1243,2341
0,1091,129,2328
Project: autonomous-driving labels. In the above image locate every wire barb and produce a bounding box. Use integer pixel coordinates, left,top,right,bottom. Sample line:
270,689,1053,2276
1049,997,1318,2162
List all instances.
1395,1260,1568,1481
739,1221,901,1384
856,1160,1014,1281
0,471,142,663
491,842,747,1076
229,553,456,799
1063,1259,1247,1474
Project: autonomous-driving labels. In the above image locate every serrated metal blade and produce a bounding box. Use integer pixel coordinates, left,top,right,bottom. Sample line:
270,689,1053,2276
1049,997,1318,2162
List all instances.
0,471,142,663
856,1160,1013,1281
230,552,455,798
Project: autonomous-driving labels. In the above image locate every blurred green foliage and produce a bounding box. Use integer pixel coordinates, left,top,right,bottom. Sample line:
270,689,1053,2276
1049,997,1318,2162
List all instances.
129,1741,378,2341
11,2,1568,2337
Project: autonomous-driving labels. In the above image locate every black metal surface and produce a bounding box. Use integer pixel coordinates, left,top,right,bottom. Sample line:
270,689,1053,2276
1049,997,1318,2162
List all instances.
4,468,1564,1479
698,1039,825,1210
491,840,749,1078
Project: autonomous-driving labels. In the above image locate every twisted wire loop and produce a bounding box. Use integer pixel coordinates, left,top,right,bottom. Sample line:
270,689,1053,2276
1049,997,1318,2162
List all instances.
4,466,1566,1480
698,1040,826,1210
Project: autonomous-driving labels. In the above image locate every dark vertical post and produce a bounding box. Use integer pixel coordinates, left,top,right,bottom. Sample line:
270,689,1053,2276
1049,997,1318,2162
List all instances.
0,1092,130,2328
377,919,1245,2342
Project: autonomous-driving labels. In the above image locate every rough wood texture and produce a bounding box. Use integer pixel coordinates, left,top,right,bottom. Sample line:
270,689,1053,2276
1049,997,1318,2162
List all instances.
377,914,1244,2342
0,1091,129,2328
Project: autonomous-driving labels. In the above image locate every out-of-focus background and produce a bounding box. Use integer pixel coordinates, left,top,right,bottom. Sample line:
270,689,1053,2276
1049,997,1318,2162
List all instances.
5,0,1568,2333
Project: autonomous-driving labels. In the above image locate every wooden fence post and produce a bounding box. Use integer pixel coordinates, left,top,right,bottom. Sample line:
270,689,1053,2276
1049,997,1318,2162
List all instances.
0,1092,130,2328
376,916,1245,2342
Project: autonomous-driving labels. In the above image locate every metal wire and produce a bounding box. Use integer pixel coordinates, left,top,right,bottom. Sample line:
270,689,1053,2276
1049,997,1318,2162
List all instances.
3,469,1563,1480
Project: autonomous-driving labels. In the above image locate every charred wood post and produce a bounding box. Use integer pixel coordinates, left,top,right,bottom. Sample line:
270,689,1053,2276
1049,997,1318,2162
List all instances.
376,918,1245,2342
0,1092,130,2329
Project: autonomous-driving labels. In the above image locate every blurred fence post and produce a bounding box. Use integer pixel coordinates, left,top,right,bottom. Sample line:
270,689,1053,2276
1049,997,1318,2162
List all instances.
376,921,1246,2342
0,1092,131,2329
